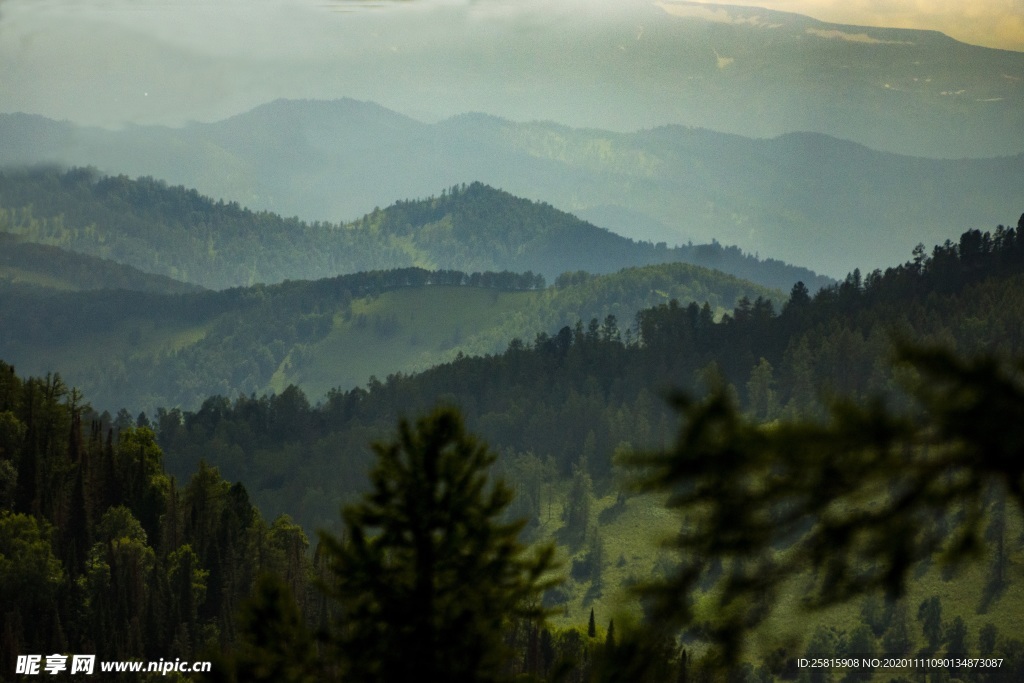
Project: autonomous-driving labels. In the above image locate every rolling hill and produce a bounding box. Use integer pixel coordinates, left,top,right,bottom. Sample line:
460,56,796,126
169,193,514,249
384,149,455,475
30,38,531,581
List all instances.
0,232,202,293
0,262,780,414
147,216,1024,549
0,168,827,291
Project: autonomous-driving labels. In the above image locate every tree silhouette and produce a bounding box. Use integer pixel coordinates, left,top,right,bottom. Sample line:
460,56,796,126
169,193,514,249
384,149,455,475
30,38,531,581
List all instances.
208,574,319,683
627,343,1024,663
317,408,557,683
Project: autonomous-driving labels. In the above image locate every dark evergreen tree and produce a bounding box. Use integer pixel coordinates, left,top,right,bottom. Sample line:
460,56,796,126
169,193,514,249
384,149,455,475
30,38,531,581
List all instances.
917,595,944,652
979,623,998,656
882,603,913,657
842,624,878,682
208,574,319,683
317,408,557,683
944,616,968,655
562,458,593,548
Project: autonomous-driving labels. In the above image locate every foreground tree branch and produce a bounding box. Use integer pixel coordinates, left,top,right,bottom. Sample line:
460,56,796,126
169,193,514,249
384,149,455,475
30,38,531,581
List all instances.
628,343,1024,663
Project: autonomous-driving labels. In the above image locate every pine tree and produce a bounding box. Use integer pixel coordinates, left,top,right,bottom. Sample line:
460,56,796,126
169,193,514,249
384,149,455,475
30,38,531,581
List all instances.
209,574,319,683
917,595,944,652
318,408,557,683
563,457,593,548
745,357,777,420
883,602,913,656
588,608,597,638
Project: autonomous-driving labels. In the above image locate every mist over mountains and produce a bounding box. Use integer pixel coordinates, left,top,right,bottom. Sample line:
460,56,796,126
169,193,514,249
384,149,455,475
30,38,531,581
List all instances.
3,99,1022,279
4,0,1022,160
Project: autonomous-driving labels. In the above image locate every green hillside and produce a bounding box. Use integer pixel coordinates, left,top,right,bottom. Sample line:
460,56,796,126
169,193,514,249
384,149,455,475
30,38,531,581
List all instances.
0,231,202,293
150,218,1024,527
146,217,1024,676
0,167,828,291
0,262,778,414
5,217,1024,679
530,481,1024,670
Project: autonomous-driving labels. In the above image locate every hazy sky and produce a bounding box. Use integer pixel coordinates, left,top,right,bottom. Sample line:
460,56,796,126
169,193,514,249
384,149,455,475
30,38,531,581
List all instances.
0,0,1021,129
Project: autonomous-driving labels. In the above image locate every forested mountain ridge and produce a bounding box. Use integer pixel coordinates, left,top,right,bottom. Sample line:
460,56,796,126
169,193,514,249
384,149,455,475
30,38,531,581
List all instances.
0,261,777,414
0,232,202,293
0,364,319,674
3,102,1021,277
153,215,1024,535
4,216,1024,681
342,181,827,290
0,167,828,291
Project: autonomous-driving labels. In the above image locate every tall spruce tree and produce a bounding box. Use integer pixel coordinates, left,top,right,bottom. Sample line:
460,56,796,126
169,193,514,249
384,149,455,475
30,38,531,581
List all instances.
318,408,557,683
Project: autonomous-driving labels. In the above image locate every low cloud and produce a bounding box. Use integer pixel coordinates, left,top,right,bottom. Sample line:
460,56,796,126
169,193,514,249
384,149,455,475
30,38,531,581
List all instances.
713,49,734,68
805,27,913,44
656,1,784,28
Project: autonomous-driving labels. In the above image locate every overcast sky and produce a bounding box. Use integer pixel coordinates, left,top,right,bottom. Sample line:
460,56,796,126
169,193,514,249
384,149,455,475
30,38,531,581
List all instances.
1,0,1021,129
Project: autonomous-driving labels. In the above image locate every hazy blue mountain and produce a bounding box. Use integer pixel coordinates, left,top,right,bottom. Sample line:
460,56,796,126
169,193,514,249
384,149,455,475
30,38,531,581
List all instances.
5,1,1022,160
2,99,1020,278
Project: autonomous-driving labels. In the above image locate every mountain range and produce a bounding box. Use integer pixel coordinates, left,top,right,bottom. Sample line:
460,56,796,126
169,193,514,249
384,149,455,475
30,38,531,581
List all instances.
3,98,1021,278
5,0,1022,160
0,168,827,291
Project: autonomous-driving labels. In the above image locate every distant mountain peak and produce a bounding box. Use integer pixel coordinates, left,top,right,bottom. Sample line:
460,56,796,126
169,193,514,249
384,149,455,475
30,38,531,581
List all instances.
217,97,422,129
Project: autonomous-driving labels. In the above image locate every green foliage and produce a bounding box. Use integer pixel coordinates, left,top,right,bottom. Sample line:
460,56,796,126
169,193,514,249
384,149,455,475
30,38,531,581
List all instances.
917,595,943,651
0,231,202,293
626,342,1024,663
0,511,63,611
0,255,776,415
0,360,317,668
0,168,822,291
148,218,1024,536
95,504,148,544
844,624,879,681
208,574,319,683
563,460,594,548
317,408,558,683
945,616,969,656
745,357,778,421
881,602,914,657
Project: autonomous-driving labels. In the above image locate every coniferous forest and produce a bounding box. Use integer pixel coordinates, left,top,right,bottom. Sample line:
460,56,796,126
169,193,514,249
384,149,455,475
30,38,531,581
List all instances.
3,193,1024,680
6,1,1024,680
